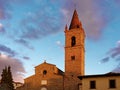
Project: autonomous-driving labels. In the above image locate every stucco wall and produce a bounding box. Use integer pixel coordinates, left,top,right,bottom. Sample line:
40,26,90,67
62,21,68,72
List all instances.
81,76,120,90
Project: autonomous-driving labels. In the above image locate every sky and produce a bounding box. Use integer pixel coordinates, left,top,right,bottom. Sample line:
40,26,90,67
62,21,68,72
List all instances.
0,0,120,83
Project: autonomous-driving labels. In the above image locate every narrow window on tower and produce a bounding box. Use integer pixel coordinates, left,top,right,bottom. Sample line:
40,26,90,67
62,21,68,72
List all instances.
71,56,75,60
77,25,80,28
71,36,76,47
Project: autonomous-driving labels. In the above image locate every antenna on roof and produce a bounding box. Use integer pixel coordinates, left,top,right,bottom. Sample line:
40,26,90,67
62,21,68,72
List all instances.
74,4,76,9
74,2,77,9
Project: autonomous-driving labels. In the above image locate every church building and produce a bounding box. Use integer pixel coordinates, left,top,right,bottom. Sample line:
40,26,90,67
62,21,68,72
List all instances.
17,9,120,90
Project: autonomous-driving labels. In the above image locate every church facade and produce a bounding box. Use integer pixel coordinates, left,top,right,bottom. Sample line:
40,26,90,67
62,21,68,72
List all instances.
17,10,120,90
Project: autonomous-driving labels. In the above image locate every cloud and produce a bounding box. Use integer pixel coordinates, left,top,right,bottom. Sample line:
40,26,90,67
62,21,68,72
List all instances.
0,0,112,41
0,53,25,82
0,0,12,20
0,0,29,20
108,41,120,58
99,57,110,64
116,0,120,4
19,0,64,40
56,40,64,48
100,40,120,72
0,23,5,33
112,63,120,73
0,44,17,57
117,40,120,46
23,56,30,60
63,0,119,40
0,0,120,41
15,39,34,50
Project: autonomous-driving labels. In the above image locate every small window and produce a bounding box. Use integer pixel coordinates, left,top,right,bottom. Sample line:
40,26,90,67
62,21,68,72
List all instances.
90,80,96,89
43,70,47,75
71,36,76,47
109,79,116,88
71,56,75,60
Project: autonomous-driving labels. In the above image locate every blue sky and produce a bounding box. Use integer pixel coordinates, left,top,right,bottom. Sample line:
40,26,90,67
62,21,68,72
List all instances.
0,0,120,82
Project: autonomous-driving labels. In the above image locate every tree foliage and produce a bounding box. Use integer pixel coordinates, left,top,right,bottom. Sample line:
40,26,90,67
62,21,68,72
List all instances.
0,66,14,90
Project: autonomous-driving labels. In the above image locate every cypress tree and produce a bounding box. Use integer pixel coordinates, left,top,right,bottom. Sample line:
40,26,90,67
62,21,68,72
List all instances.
7,66,14,90
1,67,8,84
0,66,14,90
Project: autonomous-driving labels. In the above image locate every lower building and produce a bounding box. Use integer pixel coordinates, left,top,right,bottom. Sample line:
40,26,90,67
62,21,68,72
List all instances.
78,72,120,90
13,82,23,89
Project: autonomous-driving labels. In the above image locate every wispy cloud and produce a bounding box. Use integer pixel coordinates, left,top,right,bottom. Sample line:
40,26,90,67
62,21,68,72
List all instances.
100,57,110,63
15,38,34,50
18,0,64,40
0,53,25,82
0,0,29,20
23,56,30,60
108,41,120,59
0,44,17,57
100,40,120,72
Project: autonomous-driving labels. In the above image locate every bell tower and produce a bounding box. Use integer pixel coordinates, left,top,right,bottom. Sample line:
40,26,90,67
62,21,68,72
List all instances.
64,9,85,76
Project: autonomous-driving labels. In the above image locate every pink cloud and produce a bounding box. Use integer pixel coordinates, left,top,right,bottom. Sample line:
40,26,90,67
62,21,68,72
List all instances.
0,53,25,82
0,0,12,20
116,0,120,4
63,0,117,40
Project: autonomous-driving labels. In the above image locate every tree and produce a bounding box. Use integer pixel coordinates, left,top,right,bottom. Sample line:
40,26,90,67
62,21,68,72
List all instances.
7,66,14,90
0,66,14,90
1,67,8,84
0,83,10,90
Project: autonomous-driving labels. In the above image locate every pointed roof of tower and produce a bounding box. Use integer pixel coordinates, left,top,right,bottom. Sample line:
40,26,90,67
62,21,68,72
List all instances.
69,9,82,30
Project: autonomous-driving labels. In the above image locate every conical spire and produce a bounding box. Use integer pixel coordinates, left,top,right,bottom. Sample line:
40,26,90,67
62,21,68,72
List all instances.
69,9,82,30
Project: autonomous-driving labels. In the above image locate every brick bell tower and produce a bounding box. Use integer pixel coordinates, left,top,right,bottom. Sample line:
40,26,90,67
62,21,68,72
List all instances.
64,9,85,76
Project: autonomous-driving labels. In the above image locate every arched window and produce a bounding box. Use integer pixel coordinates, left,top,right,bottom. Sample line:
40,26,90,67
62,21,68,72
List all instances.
71,36,76,47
